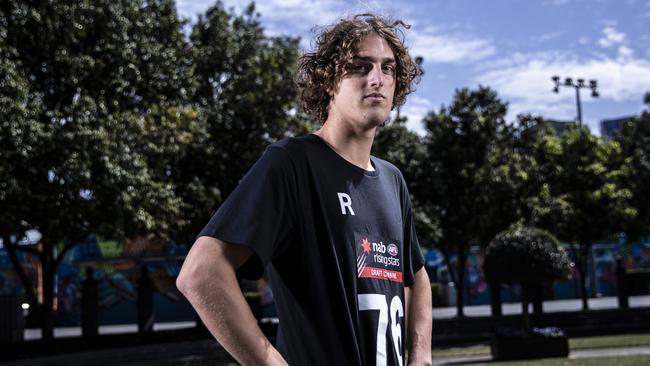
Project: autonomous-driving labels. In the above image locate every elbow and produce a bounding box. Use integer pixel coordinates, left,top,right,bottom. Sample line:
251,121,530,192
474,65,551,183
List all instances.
176,271,188,295
176,265,194,297
176,236,246,298
176,251,206,297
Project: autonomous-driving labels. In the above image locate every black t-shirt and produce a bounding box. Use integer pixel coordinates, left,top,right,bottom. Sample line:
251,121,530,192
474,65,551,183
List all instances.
200,134,424,366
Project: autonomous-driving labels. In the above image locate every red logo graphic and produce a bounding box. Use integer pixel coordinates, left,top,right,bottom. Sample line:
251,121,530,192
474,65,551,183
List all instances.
361,238,372,254
388,243,398,256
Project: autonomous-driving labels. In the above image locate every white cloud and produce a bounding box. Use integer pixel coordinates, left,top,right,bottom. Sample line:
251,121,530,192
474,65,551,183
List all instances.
598,26,626,48
407,29,496,64
177,0,416,48
176,0,349,38
618,45,634,59
239,0,350,36
177,0,496,65
477,51,650,124
397,95,434,135
578,36,590,45
175,0,216,22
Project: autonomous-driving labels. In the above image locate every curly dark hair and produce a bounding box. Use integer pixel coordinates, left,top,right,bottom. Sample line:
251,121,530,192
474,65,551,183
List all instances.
298,13,421,123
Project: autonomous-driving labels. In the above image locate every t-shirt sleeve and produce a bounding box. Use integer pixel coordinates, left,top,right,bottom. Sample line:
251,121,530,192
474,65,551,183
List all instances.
401,179,425,287
198,146,297,279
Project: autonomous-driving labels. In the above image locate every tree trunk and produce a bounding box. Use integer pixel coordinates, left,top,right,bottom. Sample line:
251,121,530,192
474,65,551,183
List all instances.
41,240,55,340
578,244,589,310
521,284,531,334
615,257,629,309
568,242,589,310
489,282,502,316
455,247,466,318
532,284,544,314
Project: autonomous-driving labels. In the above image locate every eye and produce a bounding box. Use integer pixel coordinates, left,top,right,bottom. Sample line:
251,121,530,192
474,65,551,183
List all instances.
382,64,396,75
349,63,370,74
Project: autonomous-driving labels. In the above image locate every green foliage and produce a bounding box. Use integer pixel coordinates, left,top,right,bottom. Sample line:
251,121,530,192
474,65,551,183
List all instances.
525,125,635,246
419,86,520,251
188,2,314,196
416,86,524,315
484,226,571,286
0,0,306,336
0,0,308,244
616,113,650,239
0,0,194,245
515,122,635,309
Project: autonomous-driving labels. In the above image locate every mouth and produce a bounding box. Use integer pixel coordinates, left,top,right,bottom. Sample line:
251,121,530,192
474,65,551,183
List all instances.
364,93,385,101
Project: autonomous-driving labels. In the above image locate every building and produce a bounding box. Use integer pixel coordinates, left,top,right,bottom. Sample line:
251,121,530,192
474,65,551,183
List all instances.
523,119,574,138
600,116,636,139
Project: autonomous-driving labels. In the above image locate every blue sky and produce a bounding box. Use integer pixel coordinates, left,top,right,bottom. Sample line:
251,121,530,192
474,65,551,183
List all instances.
176,0,650,135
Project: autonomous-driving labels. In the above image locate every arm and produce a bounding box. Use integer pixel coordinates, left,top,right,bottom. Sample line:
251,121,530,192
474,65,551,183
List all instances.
176,236,287,366
405,267,432,366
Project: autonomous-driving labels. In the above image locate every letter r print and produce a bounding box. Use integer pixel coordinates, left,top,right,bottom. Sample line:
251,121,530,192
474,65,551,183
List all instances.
337,192,355,216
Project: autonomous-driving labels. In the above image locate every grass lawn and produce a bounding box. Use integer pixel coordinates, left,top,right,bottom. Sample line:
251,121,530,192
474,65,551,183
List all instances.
163,353,650,366
161,333,650,365
467,355,650,365
570,334,650,350
432,333,650,359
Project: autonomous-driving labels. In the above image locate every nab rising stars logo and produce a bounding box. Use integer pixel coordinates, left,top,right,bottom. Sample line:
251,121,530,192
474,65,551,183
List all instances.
357,237,402,283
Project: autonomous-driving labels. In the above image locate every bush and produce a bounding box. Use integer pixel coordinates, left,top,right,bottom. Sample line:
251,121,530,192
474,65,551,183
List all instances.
484,226,571,287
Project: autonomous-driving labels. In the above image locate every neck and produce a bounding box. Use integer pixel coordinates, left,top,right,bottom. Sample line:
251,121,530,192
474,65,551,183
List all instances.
315,118,377,171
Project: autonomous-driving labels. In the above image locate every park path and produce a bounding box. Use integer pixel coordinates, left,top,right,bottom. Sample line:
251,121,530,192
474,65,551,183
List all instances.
433,294,650,319
22,295,650,340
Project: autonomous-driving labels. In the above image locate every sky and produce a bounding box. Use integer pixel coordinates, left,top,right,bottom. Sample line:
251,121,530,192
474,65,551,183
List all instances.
176,0,650,135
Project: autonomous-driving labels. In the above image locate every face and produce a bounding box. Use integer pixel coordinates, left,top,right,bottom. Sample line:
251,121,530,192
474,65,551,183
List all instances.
327,33,396,130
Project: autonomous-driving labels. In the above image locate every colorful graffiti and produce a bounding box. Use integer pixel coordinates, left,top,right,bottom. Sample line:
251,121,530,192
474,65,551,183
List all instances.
424,237,650,306
0,235,196,326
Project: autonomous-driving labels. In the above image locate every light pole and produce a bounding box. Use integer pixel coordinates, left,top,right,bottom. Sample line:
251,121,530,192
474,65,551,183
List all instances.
551,76,599,128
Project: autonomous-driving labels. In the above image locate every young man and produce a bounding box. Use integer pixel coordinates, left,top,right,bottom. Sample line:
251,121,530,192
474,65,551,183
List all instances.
177,13,432,366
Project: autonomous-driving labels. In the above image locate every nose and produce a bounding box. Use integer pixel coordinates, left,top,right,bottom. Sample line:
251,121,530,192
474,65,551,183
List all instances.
368,65,384,88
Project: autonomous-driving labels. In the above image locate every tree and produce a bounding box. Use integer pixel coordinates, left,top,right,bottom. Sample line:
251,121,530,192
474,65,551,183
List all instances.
1,0,315,339
484,226,571,332
616,104,650,240
527,125,635,310
179,2,315,240
189,3,313,189
0,0,194,339
419,86,522,316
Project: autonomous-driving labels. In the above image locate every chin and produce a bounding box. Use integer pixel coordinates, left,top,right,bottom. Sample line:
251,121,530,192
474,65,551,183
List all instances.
366,113,390,127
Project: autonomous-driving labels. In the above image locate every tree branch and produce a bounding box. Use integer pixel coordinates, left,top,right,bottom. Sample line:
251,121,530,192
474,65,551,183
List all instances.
2,235,45,321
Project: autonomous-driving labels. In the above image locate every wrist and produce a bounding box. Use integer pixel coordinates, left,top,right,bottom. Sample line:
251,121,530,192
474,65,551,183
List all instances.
407,358,432,366
262,347,288,366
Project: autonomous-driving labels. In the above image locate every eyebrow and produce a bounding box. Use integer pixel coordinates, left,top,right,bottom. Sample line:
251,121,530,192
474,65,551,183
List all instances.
353,55,396,64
